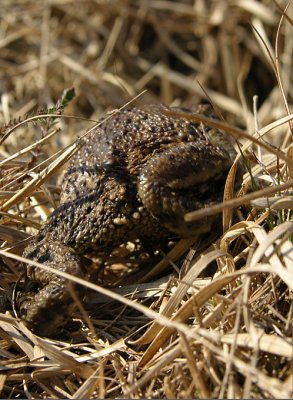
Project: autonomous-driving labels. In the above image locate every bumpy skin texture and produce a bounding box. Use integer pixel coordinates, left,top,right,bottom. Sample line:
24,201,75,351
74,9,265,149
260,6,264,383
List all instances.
18,104,239,335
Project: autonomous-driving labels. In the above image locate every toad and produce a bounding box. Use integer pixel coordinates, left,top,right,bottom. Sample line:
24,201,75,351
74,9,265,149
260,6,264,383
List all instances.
17,104,240,335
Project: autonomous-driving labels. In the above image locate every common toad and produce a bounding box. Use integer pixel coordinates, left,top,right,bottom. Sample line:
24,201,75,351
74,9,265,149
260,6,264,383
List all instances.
18,104,240,335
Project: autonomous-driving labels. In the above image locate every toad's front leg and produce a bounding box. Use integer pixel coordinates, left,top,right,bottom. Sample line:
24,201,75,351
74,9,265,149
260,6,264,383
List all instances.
138,141,236,237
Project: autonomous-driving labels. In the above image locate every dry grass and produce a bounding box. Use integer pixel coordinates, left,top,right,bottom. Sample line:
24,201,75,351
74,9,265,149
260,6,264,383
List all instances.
0,0,292,398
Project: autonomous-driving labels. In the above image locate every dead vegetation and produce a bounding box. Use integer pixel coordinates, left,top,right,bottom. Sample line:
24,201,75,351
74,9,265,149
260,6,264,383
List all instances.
0,0,292,398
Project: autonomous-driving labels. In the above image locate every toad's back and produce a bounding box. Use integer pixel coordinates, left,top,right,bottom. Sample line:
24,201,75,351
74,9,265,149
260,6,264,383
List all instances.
68,104,220,175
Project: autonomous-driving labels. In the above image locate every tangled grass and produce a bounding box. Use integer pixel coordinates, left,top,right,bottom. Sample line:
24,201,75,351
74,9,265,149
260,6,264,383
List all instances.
0,1,292,398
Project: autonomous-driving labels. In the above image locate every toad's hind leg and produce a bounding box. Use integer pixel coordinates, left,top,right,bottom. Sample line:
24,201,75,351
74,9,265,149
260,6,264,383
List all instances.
18,177,140,335
138,142,235,237
17,239,85,336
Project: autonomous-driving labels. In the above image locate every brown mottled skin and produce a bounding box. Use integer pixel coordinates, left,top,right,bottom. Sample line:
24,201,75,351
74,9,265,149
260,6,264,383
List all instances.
18,104,240,336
